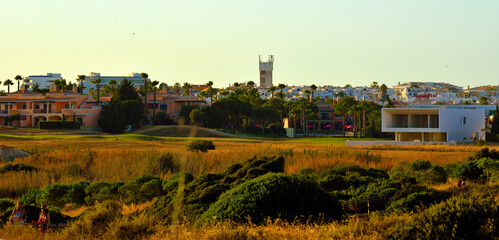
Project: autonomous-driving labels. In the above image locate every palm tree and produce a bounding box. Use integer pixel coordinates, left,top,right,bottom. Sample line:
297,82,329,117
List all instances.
182,82,192,96
304,89,311,101
310,84,317,102
140,73,149,123
105,79,118,95
206,81,214,104
77,75,86,94
4,79,14,93
269,86,277,98
31,83,40,92
15,75,22,91
90,78,102,105
151,80,159,124
247,81,255,90
174,82,181,95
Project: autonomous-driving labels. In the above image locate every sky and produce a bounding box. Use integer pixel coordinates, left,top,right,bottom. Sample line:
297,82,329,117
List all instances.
1,0,498,91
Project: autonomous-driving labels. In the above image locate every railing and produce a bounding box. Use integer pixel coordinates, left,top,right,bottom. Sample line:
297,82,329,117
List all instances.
342,196,389,217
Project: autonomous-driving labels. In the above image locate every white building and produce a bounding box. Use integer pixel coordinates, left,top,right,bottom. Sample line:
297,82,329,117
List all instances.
382,105,497,142
81,72,149,94
24,73,63,90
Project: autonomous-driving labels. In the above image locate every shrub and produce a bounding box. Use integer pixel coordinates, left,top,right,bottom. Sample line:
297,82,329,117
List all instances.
186,140,215,153
388,194,498,239
196,173,344,226
390,160,448,186
119,175,164,204
19,189,44,207
84,181,124,205
153,111,173,125
454,160,484,183
38,120,81,129
149,156,285,223
0,163,37,173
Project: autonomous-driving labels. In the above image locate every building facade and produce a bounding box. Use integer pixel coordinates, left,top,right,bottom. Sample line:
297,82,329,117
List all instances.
381,105,496,142
24,73,63,90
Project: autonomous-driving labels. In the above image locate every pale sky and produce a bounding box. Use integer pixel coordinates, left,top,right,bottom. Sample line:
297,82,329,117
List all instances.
1,0,498,90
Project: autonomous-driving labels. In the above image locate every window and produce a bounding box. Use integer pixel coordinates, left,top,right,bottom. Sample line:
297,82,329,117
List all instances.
461,116,467,125
35,104,40,110
22,104,26,109
21,116,26,121
9,105,12,110
159,104,168,111
65,104,69,109
77,117,84,125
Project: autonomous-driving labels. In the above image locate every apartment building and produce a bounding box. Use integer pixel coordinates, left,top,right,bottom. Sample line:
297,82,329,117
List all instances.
0,86,100,127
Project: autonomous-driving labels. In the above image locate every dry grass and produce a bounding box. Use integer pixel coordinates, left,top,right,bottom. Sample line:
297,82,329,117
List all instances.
0,137,495,199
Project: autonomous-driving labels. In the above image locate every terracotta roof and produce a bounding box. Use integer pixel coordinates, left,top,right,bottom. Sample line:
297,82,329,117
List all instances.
8,90,43,95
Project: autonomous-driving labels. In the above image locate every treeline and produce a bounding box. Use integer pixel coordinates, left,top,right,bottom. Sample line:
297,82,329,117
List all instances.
179,87,385,137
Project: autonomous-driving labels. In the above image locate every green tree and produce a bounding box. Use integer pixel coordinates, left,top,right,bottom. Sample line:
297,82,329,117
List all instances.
98,80,143,133
310,84,317,101
140,73,149,123
380,84,388,100
334,97,357,136
90,78,102,105
151,80,159,124
247,81,255,90
491,105,499,134
268,86,277,98
8,112,21,126
206,81,214,104
31,83,41,92
182,82,192,96
15,75,22,91
77,75,86,93
479,96,489,105
174,82,181,95
189,109,206,126
4,79,14,93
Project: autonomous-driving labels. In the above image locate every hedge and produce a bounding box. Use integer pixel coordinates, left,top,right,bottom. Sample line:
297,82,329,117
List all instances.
39,121,81,129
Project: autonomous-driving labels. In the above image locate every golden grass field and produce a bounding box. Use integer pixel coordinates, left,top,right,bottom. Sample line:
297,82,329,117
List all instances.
0,131,497,239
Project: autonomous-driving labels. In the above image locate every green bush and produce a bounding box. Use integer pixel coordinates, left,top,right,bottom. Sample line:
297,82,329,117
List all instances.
388,194,498,239
454,160,484,183
39,120,81,129
119,175,164,204
19,188,44,207
186,140,215,153
0,163,37,173
390,160,448,186
196,173,344,226
149,156,285,223
84,181,124,205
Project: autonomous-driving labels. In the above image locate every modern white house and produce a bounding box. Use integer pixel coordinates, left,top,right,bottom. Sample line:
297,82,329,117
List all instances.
382,105,497,142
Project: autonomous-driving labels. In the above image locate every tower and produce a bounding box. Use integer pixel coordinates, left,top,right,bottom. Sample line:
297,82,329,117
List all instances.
259,55,274,88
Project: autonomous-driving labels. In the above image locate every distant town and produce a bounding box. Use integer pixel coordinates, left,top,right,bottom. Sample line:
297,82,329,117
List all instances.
1,55,498,144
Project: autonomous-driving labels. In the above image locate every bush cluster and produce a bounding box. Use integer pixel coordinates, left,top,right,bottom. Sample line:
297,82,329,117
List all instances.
0,163,37,173
186,140,215,153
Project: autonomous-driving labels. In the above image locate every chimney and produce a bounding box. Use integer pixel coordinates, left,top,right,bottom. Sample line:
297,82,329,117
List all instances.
49,84,56,92
72,83,78,93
